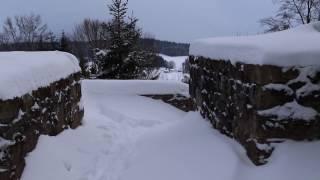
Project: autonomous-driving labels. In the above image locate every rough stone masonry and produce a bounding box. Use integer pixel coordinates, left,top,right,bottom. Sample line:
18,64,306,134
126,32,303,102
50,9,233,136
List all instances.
189,56,320,165
0,73,84,180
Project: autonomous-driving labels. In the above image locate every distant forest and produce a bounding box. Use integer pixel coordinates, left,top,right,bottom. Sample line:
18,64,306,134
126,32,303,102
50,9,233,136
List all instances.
0,38,189,57
140,38,190,56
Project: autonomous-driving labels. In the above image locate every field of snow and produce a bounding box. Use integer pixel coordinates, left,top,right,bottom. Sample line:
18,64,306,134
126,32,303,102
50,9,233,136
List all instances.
0,51,81,100
190,22,320,67
159,54,188,71
158,54,188,82
22,80,320,180
158,71,184,81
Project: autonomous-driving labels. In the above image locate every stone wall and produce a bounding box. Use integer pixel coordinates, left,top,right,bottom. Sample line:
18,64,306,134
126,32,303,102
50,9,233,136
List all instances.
0,73,84,180
189,56,320,165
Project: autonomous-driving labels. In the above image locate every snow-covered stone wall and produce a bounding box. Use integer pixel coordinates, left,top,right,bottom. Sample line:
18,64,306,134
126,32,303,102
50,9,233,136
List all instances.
0,52,83,180
189,56,320,165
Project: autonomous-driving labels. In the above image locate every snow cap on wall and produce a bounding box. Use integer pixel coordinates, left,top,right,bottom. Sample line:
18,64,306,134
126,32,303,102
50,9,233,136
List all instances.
190,22,320,67
0,51,81,100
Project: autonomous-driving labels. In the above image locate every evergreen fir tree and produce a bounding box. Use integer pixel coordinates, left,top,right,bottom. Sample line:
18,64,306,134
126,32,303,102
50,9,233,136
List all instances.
98,0,159,80
102,0,141,79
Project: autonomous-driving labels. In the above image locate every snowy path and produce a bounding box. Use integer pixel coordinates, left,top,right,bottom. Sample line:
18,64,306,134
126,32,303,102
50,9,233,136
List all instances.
118,112,239,180
22,80,192,180
22,80,320,180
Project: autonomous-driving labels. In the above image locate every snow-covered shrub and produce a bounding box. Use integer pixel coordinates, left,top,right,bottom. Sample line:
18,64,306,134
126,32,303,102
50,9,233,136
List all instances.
117,51,161,79
166,61,176,70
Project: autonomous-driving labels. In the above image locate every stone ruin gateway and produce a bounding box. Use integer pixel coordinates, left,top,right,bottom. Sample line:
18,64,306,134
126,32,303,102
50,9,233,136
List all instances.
189,22,320,165
0,52,84,180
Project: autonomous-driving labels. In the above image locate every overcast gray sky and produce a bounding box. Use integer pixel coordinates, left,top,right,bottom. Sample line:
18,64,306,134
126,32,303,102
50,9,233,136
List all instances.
0,0,276,43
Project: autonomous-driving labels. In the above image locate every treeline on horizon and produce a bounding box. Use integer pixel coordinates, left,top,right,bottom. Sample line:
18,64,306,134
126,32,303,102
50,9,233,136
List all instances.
0,37,189,56
0,14,189,57
0,0,190,80
142,39,189,56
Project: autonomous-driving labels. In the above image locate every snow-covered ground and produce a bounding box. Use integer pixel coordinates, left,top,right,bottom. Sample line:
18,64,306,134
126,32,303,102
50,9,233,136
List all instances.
158,71,184,81
158,54,188,82
22,80,320,180
159,54,188,71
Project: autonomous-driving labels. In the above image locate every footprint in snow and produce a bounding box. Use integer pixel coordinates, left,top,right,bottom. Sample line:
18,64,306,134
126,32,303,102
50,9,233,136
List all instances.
96,125,109,131
63,161,72,172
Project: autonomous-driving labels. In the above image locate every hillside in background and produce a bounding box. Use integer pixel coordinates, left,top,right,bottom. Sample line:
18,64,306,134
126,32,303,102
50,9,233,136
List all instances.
139,38,190,56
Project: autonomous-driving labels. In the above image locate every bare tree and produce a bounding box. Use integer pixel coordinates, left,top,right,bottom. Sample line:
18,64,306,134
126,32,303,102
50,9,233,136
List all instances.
261,0,320,32
72,19,110,77
15,14,49,44
73,18,109,49
2,13,52,50
3,17,18,43
260,13,293,32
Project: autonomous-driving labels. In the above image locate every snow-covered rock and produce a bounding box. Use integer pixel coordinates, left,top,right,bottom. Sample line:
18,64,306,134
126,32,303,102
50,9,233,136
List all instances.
262,84,294,96
190,22,320,67
258,101,318,121
0,51,81,100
